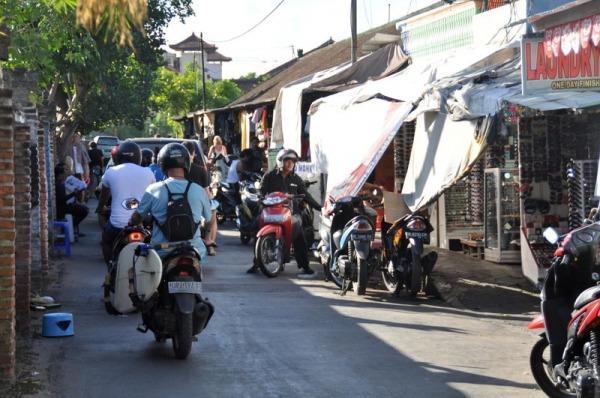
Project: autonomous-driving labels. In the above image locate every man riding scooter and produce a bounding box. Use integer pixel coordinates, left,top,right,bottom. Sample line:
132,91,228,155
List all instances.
97,141,155,263
247,148,321,276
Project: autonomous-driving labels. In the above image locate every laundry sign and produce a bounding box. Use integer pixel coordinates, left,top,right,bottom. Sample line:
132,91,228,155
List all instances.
522,15,600,95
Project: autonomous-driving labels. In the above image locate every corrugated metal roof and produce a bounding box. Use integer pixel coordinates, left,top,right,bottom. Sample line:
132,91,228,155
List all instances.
226,21,402,109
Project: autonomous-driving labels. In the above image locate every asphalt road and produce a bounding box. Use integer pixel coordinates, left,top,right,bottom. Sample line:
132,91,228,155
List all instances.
32,217,544,398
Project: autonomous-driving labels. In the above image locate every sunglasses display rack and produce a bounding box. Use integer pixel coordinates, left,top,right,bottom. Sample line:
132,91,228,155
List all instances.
468,159,484,224
569,159,599,229
393,121,415,192
445,178,470,227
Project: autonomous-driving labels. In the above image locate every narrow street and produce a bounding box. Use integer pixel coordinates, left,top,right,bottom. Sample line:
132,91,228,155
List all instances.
32,215,543,398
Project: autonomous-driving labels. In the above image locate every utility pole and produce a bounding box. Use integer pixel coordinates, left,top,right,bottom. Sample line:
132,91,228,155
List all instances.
388,3,391,22
350,0,357,64
200,32,207,111
200,32,207,139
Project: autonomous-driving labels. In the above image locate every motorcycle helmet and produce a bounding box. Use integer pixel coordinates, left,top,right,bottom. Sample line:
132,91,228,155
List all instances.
116,141,142,165
141,148,154,167
157,143,191,174
276,148,298,169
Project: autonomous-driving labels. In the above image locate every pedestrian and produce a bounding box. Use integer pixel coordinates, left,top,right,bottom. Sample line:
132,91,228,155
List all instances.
70,132,91,184
183,141,218,256
88,141,104,194
207,135,228,168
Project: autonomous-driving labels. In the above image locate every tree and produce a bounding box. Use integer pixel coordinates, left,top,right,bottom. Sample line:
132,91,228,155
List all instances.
1,0,193,156
150,65,242,120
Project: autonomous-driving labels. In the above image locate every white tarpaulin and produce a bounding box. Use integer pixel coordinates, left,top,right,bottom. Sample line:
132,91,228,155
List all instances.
272,43,408,154
309,100,413,199
272,65,351,155
308,43,517,203
401,112,493,212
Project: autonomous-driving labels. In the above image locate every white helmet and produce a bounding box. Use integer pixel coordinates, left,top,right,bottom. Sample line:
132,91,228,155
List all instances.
276,148,299,169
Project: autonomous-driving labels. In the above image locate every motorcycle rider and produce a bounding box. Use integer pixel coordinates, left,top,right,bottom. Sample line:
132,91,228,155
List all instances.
129,143,212,258
247,148,321,275
97,141,155,263
141,148,153,167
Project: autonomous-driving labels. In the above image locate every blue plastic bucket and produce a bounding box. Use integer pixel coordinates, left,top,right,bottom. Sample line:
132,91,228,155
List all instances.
42,312,74,337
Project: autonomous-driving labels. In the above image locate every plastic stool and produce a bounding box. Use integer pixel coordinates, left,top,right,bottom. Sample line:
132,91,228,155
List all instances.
53,220,72,257
42,312,74,337
64,214,75,243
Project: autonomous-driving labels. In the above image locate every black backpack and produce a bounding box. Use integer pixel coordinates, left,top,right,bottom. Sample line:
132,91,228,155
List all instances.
158,181,198,242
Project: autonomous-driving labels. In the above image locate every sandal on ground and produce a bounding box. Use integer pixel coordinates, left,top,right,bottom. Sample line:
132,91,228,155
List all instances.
207,246,216,256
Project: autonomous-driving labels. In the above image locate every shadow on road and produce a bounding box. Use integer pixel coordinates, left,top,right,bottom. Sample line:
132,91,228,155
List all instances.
35,220,539,398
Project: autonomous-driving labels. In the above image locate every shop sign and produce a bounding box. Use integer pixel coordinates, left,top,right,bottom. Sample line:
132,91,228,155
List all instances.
522,15,600,94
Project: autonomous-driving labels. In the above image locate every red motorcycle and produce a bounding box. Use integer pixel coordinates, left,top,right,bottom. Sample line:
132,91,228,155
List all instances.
528,218,600,398
254,192,293,277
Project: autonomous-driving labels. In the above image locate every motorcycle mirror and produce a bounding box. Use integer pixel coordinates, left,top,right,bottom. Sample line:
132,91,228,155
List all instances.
122,198,140,210
543,227,560,245
593,273,600,282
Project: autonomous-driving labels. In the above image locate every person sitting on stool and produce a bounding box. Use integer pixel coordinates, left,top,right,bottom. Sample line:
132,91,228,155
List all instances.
55,163,89,240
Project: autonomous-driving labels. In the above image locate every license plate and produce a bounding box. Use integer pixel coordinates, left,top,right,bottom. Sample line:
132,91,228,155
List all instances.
405,231,428,239
168,281,202,294
351,233,372,241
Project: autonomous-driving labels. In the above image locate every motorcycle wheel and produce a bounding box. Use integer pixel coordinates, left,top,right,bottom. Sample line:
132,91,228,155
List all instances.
256,234,284,278
530,337,574,398
172,312,193,360
240,233,251,245
381,262,402,295
323,258,344,288
353,257,368,295
407,254,422,298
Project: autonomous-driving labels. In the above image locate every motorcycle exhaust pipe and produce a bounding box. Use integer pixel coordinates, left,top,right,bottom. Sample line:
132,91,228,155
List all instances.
192,299,214,335
421,251,438,275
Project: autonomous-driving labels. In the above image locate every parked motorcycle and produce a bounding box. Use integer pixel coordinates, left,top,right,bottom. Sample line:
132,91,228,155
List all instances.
317,195,380,295
381,214,438,297
103,198,214,359
528,208,600,397
236,173,262,245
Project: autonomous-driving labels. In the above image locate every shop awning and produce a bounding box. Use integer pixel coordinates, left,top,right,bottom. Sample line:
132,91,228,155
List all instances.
272,42,409,154
308,42,519,204
507,91,600,111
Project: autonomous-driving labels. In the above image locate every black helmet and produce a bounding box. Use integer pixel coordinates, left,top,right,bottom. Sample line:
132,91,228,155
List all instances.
157,143,191,174
141,148,154,167
117,141,142,165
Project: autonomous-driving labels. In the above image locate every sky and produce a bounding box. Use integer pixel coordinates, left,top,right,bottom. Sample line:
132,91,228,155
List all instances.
164,0,438,79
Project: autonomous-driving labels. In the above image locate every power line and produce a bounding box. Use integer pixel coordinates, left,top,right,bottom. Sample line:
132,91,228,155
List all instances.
207,0,286,43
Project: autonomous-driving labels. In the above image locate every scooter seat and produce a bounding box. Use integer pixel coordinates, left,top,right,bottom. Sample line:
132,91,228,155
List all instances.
574,285,600,310
333,230,342,249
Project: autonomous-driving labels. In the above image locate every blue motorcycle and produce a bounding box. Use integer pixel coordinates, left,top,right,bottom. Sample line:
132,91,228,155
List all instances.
318,196,379,295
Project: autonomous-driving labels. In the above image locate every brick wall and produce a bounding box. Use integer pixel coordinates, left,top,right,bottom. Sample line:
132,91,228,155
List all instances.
13,125,31,334
0,88,16,381
38,131,48,272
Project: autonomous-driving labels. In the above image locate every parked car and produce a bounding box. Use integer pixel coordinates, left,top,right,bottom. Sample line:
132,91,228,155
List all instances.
93,135,120,160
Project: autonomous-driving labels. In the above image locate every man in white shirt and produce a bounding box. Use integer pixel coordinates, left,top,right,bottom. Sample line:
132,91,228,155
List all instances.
97,141,155,263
